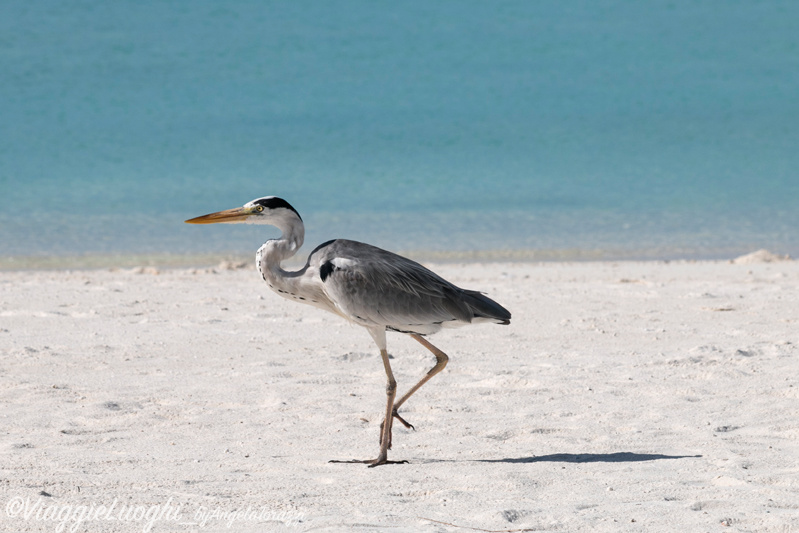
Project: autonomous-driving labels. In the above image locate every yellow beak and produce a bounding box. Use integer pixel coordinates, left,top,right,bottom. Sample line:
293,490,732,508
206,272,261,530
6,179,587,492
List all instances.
185,206,255,224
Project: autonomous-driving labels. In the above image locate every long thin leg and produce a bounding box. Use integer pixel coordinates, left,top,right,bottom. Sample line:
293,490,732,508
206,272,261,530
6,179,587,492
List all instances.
390,334,449,429
375,347,397,457
330,327,407,467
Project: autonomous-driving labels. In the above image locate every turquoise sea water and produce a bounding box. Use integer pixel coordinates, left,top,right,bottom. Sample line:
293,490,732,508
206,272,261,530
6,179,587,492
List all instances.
2,1,798,266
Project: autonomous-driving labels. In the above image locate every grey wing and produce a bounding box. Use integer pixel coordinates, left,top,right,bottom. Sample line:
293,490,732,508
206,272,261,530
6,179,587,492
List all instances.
310,240,509,333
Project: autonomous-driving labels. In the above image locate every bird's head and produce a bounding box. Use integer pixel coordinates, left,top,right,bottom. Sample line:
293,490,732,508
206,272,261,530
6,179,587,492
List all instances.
185,196,303,226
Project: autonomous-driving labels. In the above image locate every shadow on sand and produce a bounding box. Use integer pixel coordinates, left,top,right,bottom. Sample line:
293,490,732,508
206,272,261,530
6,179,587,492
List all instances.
334,452,703,466
477,452,702,464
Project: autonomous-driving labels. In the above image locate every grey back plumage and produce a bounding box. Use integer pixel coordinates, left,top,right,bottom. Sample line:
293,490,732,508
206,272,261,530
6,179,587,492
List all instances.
308,239,511,334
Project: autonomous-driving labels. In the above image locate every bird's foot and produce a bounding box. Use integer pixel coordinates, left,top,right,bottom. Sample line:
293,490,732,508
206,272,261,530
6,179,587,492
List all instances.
329,457,409,468
378,409,414,446
378,410,415,450
392,410,415,430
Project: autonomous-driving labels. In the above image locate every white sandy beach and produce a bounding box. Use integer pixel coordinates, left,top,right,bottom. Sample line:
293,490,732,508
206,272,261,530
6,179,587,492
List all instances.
1,257,798,532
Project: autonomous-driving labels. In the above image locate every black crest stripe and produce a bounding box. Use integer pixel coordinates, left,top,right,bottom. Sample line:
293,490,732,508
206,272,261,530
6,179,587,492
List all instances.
254,197,302,221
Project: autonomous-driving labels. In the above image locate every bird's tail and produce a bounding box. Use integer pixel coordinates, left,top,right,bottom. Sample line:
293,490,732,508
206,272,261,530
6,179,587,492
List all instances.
462,290,511,325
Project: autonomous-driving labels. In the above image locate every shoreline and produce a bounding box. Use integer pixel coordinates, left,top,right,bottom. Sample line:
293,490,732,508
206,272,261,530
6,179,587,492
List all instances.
0,247,793,271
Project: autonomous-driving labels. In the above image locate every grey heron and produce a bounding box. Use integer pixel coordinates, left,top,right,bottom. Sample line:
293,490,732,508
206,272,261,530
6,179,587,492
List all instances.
186,196,511,467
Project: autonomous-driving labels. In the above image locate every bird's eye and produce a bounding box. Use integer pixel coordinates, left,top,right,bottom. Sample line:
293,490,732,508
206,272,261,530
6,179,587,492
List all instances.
255,205,264,212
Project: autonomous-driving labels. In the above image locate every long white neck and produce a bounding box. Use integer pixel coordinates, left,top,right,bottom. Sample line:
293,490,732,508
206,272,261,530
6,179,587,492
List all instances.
255,213,307,291
256,213,304,266
252,209,341,316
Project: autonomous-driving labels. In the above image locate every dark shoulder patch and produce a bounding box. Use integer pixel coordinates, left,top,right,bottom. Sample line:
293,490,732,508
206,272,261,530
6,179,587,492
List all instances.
319,260,337,282
254,197,302,221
